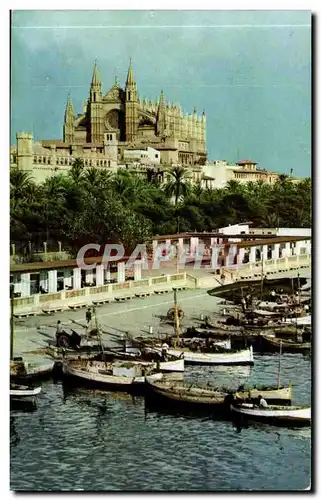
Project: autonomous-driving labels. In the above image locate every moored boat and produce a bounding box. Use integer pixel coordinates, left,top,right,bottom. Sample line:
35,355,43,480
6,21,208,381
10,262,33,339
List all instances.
230,402,311,426
10,358,54,383
234,385,292,405
146,378,230,406
62,359,162,392
166,345,254,366
260,335,311,354
10,383,41,402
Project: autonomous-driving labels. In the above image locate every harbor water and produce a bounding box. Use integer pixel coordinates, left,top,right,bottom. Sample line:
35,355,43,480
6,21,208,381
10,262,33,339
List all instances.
10,353,311,491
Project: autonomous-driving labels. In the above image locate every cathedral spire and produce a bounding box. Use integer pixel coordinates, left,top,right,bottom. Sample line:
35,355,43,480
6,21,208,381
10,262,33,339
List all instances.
64,93,74,122
90,60,102,103
158,90,165,111
126,58,136,87
91,60,101,86
157,90,166,136
63,94,75,143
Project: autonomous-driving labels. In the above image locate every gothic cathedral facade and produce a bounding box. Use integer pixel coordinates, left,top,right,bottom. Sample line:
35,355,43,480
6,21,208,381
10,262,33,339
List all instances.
64,61,207,166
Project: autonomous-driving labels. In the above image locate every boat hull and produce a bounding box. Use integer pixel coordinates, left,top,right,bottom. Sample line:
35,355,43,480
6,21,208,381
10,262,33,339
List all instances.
146,379,231,407
10,360,54,383
260,335,311,354
10,384,41,403
62,361,162,393
231,403,311,427
167,346,254,366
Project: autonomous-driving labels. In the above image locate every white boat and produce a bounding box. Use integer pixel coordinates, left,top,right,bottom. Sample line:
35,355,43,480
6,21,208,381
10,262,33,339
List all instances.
230,402,311,426
62,359,163,390
167,346,254,366
10,383,41,401
285,315,311,326
144,344,253,366
145,357,184,372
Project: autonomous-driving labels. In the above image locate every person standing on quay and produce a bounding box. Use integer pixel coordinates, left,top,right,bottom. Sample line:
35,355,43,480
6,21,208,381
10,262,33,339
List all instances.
86,308,92,325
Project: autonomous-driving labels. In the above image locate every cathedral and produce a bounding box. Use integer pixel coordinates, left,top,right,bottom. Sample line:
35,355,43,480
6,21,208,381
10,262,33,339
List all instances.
63,60,207,166
10,60,207,183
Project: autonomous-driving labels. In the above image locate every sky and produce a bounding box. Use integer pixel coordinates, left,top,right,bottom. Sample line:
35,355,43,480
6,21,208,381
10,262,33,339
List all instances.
11,10,311,177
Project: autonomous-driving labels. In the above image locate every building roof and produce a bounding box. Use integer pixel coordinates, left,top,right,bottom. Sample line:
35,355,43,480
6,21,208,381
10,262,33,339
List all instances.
236,159,257,165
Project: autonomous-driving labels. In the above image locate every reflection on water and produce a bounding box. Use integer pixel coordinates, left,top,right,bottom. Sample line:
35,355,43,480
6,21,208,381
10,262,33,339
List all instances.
10,354,311,492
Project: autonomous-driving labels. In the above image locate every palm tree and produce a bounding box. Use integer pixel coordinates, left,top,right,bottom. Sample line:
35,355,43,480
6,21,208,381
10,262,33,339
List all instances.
69,158,84,183
163,166,190,206
10,168,33,205
224,180,244,195
163,166,191,233
192,181,204,201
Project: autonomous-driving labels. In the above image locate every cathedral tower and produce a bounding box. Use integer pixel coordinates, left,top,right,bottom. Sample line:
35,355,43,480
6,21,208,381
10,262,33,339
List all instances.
89,62,104,144
63,94,75,144
156,90,166,137
125,59,138,142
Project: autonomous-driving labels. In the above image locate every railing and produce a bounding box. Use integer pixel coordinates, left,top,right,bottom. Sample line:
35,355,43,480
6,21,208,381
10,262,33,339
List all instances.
170,273,186,281
152,276,168,284
129,279,150,288
65,289,86,299
112,282,131,291
13,296,34,308
90,285,109,295
186,274,199,288
39,292,61,303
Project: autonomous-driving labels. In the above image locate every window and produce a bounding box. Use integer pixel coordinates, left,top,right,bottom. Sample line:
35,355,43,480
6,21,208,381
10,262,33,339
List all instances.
155,154,158,158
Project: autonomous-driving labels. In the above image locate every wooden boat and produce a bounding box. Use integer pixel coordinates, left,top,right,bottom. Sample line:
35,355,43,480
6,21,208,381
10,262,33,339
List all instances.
166,346,254,366
10,383,41,402
146,378,229,406
234,385,292,405
261,335,311,353
149,290,254,366
62,359,163,391
10,358,54,382
230,403,311,426
207,276,308,304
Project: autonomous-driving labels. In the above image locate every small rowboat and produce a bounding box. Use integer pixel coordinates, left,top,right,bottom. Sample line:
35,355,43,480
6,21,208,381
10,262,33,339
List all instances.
10,383,41,402
234,385,292,405
230,403,311,426
146,378,229,406
62,359,162,392
261,335,311,354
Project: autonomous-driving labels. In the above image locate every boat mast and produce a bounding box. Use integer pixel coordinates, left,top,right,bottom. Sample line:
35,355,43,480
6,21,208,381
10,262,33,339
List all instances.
10,284,14,361
93,306,105,359
277,339,282,389
173,288,181,348
260,247,264,301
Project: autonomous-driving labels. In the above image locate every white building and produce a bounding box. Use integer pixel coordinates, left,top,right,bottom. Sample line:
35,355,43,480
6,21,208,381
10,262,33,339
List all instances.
123,147,161,165
201,159,280,189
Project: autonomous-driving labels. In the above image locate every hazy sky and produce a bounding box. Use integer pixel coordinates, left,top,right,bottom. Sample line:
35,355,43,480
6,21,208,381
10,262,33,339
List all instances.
11,10,311,177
